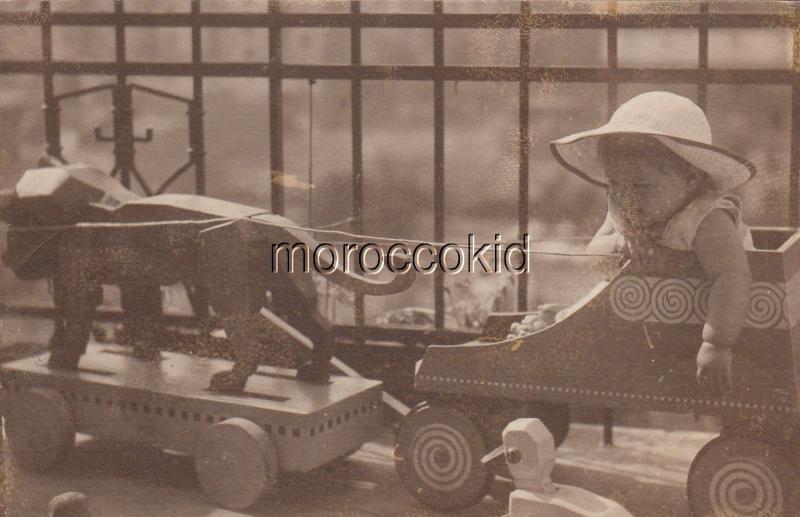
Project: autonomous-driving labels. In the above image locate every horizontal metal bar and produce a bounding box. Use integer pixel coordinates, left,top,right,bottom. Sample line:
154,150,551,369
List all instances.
0,12,795,29
0,303,480,346
0,303,199,326
0,61,43,73
0,11,40,25
0,60,793,84
332,324,479,346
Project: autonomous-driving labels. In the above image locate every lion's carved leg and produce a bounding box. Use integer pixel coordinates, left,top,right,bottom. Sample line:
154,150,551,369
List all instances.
263,261,333,384
48,270,100,370
201,224,333,393
204,254,268,393
280,301,333,385
120,282,163,361
209,313,268,393
208,306,333,392
206,275,335,391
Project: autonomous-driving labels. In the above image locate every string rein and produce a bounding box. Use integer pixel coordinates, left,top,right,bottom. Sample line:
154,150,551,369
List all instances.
5,214,621,259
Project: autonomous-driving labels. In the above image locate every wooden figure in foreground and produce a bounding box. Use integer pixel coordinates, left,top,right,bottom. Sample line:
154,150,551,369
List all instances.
494,418,632,517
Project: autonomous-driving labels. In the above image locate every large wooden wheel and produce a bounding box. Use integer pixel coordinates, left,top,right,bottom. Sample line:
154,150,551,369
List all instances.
194,418,278,510
4,387,75,472
688,435,800,517
394,402,492,511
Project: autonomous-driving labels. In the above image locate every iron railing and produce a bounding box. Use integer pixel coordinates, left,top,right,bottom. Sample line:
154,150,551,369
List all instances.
0,0,797,344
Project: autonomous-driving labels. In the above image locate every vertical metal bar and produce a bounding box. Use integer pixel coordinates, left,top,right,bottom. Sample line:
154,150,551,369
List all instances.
190,0,206,195
791,27,800,226
606,0,618,118
41,0,62,162
351,0,365,332
602,408,614,446
38,0,67,407
188,0,209,320
517,1,530,312
603,0,618,447
433,0,445,330
697,1,709,110
269,0,284,215
113,0,132,189
308,78,315,226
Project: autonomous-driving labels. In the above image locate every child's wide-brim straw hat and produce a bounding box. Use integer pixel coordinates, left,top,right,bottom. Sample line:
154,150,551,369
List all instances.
549,91,757,192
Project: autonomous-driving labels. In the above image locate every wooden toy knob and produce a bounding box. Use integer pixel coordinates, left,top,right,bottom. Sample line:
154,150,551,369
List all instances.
47,492,90,517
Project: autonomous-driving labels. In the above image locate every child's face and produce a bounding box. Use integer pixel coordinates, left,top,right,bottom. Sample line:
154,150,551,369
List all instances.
601,135,701,227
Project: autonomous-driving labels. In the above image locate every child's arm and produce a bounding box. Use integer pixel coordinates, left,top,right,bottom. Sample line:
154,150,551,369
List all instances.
692,209,753,395
586,211,620,254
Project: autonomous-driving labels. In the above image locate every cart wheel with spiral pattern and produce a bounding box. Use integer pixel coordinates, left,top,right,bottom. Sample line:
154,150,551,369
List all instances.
394,402,492,511
687,434,800,517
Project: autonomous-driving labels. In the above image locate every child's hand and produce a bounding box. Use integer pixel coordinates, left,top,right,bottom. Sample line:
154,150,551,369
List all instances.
696,341,732,396
507,313,548,339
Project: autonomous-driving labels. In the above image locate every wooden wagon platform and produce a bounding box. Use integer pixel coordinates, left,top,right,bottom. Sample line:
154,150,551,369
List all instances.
0,343,388,510
0,344,384,474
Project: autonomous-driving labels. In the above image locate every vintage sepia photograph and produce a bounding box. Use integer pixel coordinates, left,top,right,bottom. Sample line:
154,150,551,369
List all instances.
0,0,798,515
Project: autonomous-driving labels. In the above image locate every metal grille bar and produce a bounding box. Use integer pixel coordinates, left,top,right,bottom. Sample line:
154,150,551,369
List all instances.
269,0,284,215
189,0,205,195
1,61,792,83
517,0,530,312
697,1,709,110
0,11,795,29
433,0,445,330
606,0,618,117
351,0,365,337
792,27,800,226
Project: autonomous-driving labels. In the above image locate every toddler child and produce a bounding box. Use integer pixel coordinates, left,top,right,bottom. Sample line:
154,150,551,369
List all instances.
510,91,756,396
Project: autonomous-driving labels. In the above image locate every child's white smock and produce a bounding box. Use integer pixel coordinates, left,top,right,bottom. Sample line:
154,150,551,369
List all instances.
608,191,754,252
514,192,754,333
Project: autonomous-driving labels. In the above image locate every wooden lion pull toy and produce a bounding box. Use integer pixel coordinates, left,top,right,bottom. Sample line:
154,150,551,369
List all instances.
0,162,415,510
